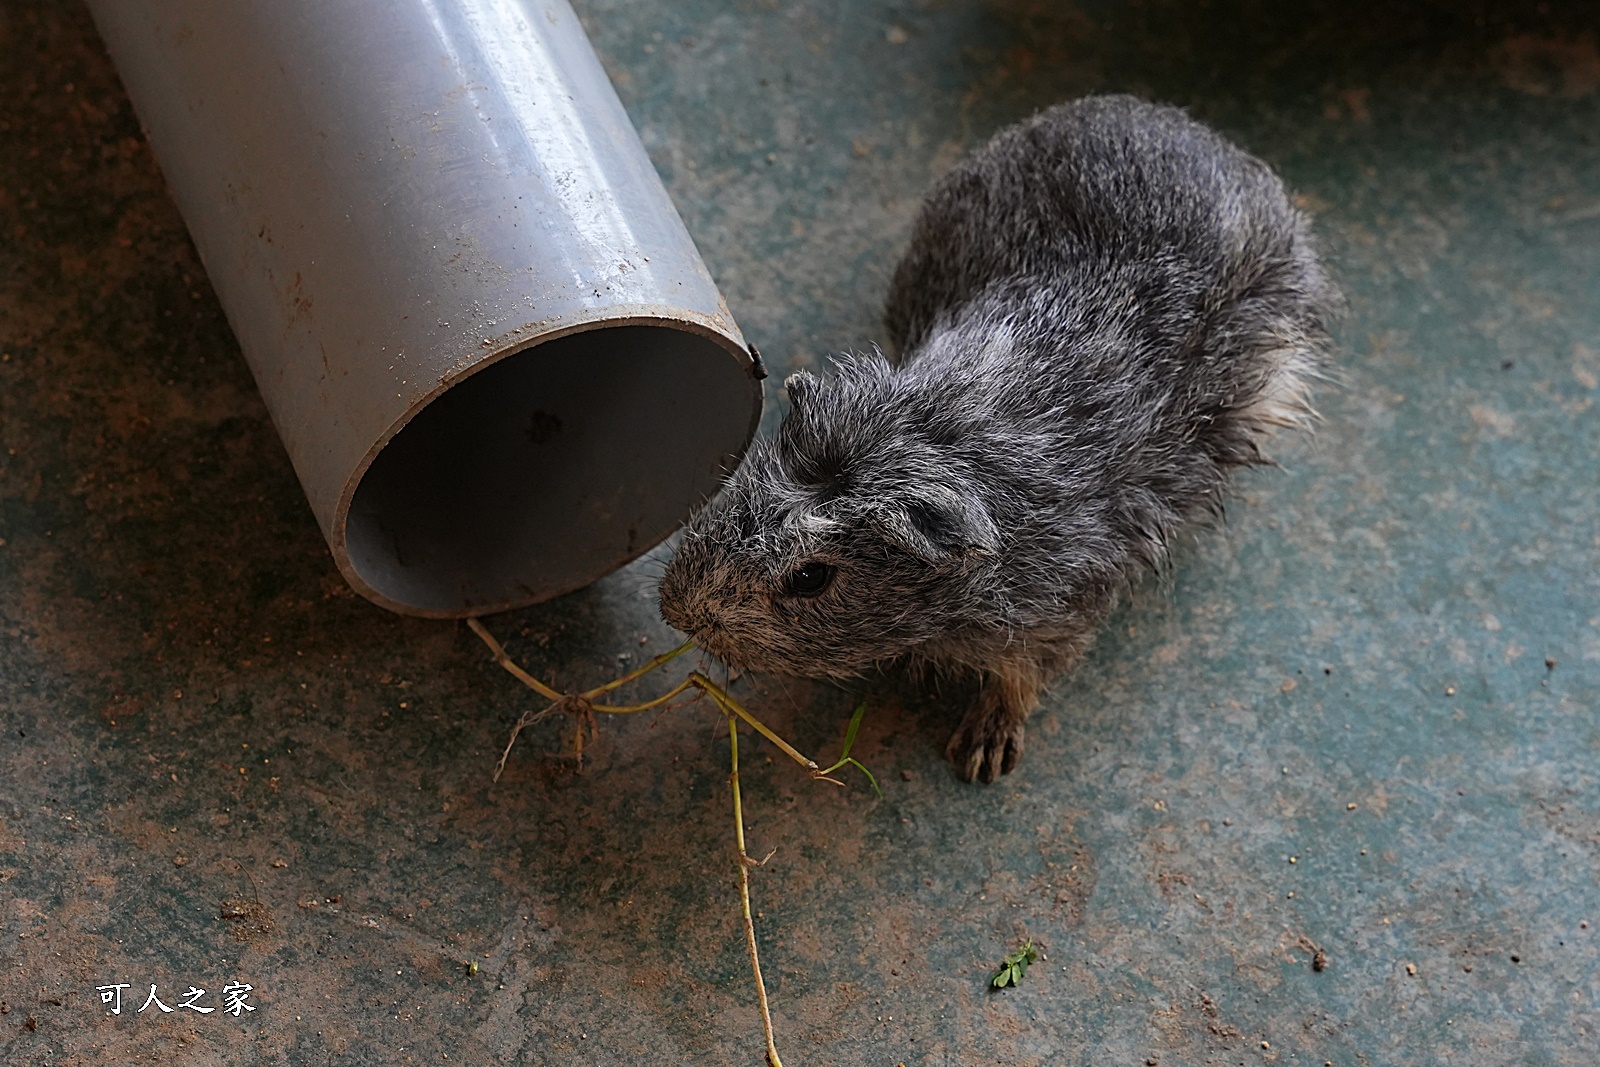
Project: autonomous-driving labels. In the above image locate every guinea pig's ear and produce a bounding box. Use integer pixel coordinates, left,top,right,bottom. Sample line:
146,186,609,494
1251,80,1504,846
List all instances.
784,371,821,413
878,483,999,564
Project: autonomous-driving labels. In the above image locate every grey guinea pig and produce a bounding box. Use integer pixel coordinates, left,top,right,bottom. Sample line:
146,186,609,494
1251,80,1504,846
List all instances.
659,94,1340,782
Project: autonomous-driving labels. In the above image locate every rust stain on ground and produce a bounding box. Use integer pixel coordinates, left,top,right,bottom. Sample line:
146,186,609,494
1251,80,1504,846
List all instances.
1494,32,1600,97
218,897,275,944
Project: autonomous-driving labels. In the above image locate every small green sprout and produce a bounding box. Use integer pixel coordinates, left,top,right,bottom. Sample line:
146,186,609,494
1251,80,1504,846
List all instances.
815,702,882,797
991,939,1039,988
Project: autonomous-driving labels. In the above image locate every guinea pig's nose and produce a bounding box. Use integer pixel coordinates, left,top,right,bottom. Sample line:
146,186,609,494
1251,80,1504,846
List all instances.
658,589,706,636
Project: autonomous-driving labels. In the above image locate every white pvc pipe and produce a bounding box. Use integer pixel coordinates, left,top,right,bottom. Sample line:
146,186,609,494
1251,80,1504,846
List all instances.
87,0,764,616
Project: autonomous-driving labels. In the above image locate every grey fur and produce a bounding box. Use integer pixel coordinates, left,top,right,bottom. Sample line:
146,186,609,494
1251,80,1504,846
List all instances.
659,95,1340,782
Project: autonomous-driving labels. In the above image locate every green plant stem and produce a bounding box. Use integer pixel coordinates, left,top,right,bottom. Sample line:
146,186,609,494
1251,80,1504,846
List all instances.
696,674,819,773
582,639,696,700
589,675,701,714
467,617,565,703
468,620,821,773
729,715,785,1067
469,616,893,1066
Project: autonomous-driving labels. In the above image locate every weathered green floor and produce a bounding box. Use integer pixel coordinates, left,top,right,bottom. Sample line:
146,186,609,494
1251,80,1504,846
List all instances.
3,2,1599,1064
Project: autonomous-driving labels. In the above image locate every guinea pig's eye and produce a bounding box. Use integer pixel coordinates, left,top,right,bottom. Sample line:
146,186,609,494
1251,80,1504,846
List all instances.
784,561,835,598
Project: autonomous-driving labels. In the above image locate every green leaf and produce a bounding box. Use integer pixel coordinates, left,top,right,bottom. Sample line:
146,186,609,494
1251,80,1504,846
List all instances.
816,704,882,796
992,940,1039,988
844,757,882,798
839,702,868,760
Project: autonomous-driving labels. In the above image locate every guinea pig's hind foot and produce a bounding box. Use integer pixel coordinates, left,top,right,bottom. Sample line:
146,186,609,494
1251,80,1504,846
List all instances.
946,672,1037,783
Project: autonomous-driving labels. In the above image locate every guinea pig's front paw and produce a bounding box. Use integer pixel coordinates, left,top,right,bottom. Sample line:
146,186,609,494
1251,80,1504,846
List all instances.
945,698,1026,783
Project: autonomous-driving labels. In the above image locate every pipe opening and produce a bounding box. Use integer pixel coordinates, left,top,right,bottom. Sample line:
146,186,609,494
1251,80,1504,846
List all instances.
343,324,758,615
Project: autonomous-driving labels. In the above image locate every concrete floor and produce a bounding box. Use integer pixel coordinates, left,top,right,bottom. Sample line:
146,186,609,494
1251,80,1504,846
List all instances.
3,1,1599,1064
